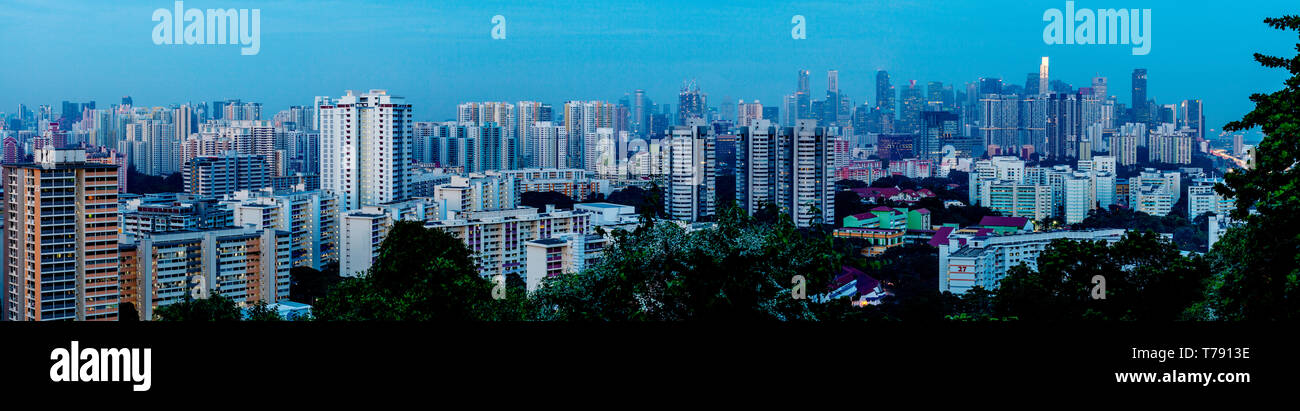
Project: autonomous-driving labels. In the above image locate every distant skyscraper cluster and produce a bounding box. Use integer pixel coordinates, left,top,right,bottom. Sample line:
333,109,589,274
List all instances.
0,52,1241,321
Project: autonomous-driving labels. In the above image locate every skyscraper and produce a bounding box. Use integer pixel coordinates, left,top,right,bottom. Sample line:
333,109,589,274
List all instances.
825,70,840,126
1045,92,1085,160
979,94,1021,154
318,89,413,211
795,69,812,123
1092,76,1108,99
4,147,120,321
898,81,924,134
677,80,707,125
875,71,895,118
1180,99,1204,140
563,100,614,171
664,118,716,221
517,101,550,167
919,111,960,161
979,77,1003,95
1132,69,1148,124
1039,57,1050,96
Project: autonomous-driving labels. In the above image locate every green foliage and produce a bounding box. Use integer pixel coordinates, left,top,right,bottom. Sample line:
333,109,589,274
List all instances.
606,184,664,217
850,244,947,321
834,190,872,225
991,231,1211,321
1206,222,1300,320
153,294,242,321
520,191,577,210
118,302,140,321
313,221,499,321
1206,15,1300,320
289,263,342,306
528,204,842,320
245,301,283,321
919,199,995,227
1074,206,1207,252
125,166,183,194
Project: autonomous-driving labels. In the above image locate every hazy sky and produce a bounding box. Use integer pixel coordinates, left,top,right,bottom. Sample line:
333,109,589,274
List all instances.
2,0,1294,140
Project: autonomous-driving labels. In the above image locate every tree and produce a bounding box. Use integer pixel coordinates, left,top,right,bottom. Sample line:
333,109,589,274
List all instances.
857,244,946,321
528,204,842,321
835,179,870,190
290,263,342,306
245,301,283,321
153,294,242,321
119,302,140,322
607,185,665,217
520,191,576,210
992,231,1211,321
313,221,502,321
1207,15,1300,320
833,190,872,226
870,175,918,190
126,166,183,194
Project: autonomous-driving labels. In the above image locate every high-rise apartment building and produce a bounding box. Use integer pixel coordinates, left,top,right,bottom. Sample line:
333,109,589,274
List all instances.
664,118,716,221
4,148,120,321
318,90,414,211
224,189,340,271
735,119,835,227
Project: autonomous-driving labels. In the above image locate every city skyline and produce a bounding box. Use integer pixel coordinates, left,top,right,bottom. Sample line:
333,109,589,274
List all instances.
2,0,1293,141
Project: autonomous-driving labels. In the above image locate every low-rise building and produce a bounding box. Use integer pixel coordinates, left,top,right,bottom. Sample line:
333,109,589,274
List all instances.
841,206,931,230
426,207,592,281
523,233,608,292
833,227,905,257
938,229,1127,294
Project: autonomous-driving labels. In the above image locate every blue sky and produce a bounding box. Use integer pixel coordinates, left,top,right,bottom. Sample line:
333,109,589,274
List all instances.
1,0,1294,140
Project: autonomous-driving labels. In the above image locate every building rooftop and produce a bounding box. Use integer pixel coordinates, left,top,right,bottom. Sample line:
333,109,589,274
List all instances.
978,216,1029,228
528,238,568,246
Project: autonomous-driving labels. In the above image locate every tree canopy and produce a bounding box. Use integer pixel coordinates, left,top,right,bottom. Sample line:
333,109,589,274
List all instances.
313,220,502,321
1207,15,1300,320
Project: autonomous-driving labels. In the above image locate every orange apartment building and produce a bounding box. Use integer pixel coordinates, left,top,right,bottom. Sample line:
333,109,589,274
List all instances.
4,147,120,321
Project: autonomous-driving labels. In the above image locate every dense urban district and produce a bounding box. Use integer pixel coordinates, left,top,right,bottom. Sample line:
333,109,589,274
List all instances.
3,17,1298,322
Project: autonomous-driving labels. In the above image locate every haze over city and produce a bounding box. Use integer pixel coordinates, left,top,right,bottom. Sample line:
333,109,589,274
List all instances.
2,0,1293,140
